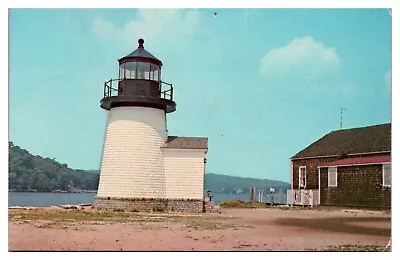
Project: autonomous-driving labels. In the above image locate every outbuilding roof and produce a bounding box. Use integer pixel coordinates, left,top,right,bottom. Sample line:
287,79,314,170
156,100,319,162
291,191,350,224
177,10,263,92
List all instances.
291,123,391,159
163,136,208,150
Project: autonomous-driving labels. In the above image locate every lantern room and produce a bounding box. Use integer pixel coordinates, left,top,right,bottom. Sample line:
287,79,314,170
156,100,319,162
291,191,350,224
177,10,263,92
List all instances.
100,38,176,113
118,38,162,82
117,38,162,98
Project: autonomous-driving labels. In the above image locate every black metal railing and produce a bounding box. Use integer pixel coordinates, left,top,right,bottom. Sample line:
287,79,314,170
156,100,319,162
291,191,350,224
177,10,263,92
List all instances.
160,80,173,101
103,79,119,98
103,79,174,101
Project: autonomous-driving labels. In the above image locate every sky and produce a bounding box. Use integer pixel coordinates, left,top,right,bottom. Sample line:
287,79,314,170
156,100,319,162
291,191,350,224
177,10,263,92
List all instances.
8,8,392,183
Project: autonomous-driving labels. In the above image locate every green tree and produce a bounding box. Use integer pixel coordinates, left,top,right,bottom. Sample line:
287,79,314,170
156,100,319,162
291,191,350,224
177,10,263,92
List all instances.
8,142,101,192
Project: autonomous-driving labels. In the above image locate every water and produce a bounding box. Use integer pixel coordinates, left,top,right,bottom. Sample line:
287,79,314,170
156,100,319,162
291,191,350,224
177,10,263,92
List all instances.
8,192,97,207
210,192,287,204
8,192,287,207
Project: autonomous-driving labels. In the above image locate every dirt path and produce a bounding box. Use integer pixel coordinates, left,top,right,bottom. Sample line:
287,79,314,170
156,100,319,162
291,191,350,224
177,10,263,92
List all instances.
8,207,391,251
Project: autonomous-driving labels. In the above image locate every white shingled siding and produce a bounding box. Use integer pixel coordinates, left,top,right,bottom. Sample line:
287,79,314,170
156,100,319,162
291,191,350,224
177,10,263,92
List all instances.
97,106,168,198
163,149,206,200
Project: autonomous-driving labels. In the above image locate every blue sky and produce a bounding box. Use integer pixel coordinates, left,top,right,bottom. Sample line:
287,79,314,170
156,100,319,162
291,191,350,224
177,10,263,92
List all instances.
8,8,391,183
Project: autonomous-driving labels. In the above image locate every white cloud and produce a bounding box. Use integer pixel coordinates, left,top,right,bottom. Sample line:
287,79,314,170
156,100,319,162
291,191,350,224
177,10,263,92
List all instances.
92,9,202,49
259,36,341,78
385,69,391,89
342,83,356,93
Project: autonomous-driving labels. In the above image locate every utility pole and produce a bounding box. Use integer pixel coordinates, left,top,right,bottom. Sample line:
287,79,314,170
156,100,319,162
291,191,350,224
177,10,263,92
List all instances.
340,107,346,129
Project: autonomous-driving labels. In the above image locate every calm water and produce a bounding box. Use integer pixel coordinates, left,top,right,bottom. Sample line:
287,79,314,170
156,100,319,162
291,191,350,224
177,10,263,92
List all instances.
8,192,287,207
8,192,97,207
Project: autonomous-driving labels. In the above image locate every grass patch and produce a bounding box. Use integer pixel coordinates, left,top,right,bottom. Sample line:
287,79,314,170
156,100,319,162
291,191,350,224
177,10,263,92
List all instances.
8,208,183,227
9,209,135,222
220,200,266,209
185,218,236,230
8,208,234,230
152,206,167,212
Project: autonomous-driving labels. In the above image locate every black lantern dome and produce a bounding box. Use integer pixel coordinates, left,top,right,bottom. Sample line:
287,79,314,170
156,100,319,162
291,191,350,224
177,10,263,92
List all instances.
101,39,176,113
119,38,162,66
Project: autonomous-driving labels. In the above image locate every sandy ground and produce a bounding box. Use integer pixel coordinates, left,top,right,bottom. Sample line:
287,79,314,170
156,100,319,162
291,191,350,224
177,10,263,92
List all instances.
8,207,391,251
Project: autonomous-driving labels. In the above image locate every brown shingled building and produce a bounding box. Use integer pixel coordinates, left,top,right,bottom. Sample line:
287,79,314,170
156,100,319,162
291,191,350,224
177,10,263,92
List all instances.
288,123,391,209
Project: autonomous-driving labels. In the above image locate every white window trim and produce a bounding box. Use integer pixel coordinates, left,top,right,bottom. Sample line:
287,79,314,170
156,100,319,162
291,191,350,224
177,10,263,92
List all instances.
318,168,321,204
383,163,391,187
299,166,306,188
328,166,338,187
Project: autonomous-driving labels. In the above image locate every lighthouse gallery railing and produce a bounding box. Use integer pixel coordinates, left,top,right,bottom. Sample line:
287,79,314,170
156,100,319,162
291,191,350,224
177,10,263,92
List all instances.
103,79,174,101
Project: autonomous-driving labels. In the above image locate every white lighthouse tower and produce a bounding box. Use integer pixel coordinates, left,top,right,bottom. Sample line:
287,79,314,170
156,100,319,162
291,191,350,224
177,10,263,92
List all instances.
94,39,208,212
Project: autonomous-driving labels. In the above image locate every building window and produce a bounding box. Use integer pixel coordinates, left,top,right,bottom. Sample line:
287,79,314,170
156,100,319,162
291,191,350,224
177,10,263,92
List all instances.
299,166,306,188
383,163,391,187
328,167,338,187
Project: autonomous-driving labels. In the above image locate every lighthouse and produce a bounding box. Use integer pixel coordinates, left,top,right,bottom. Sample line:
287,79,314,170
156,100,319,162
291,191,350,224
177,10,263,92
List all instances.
94,39,208,212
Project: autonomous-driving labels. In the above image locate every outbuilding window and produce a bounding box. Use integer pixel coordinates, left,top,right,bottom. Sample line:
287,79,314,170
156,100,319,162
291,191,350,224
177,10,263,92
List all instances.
299,166,306,188
383,163,391,187
328,166,338,187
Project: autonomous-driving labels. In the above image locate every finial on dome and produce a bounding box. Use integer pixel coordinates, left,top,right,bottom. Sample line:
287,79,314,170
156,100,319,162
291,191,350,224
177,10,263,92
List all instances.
138,38,144,48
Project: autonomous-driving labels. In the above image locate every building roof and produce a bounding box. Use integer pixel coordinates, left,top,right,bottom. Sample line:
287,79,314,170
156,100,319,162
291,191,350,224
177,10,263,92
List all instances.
291,123,391,159
162,136,208,150
319,155,391,167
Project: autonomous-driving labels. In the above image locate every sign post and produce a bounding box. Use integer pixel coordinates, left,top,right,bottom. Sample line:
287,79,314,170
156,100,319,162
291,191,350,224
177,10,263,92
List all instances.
270,187,276,206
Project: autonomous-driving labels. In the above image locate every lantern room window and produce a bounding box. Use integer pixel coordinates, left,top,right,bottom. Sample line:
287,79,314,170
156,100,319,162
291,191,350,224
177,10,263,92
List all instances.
119,61,161,81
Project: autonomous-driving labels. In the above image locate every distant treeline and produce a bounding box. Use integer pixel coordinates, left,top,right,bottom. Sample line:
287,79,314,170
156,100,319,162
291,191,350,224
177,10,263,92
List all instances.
204,173,290,194
8,142,291,193
8,142,99,192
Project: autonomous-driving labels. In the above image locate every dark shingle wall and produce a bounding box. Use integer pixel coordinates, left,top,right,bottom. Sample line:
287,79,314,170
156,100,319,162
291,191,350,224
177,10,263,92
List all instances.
292,157,338,190
320,165,391,208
